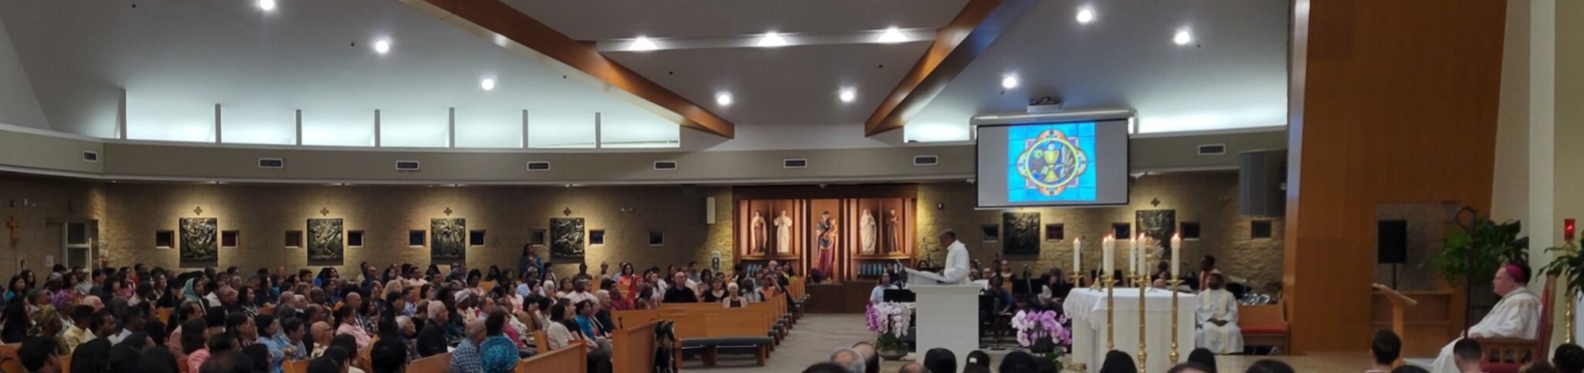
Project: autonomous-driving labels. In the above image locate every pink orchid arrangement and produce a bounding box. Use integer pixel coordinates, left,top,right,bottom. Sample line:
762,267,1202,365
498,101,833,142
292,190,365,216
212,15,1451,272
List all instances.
865,302,915,351
1011,309,1071,350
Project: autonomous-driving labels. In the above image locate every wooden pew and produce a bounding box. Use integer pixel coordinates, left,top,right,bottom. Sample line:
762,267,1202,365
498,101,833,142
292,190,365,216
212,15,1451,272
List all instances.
408,352,452,373
60,354,70,373
611,320,659,373
1240,301,1290,354
156,307,175,324
516,339,587,373
283,359,310,373
0,343,20,373
534,330,550,354
480,281,498,293
667,311,774,367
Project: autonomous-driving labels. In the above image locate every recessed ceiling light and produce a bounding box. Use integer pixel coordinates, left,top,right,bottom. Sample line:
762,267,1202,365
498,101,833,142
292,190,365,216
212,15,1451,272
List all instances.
1001,75,1019,89
838,89,856,103
481,78,496,91
630,36,658,51
756,32,788,48
878,27,906,43
257,0,276,11
716,92,733,106
373,39,391,54
1076,8,1095,24
1173,30,1193,45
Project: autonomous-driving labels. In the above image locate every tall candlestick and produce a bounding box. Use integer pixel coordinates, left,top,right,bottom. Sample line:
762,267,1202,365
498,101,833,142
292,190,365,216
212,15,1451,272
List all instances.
1170,233,1182,279
1073,237,1083,276
1102,236,1115,276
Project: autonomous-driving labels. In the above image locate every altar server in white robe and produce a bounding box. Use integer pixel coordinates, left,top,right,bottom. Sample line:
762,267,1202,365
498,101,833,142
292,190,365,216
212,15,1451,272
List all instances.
1431,263,1541,373
1196,273,1243,354
904,230,971,285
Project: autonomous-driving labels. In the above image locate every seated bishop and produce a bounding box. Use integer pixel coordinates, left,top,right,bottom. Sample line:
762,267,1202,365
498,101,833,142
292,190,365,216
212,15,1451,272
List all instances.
1431,263,1541,373
1195,273,1243,354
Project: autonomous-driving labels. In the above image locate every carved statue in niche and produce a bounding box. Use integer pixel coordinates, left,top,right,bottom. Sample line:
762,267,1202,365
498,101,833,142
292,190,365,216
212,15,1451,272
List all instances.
750,210,768,255
774,210,793,255
814,211,837,276
886,209,903,254
860,209,878,255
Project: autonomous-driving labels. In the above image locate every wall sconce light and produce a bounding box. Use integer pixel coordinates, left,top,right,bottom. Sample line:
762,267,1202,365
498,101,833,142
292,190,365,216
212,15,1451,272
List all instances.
1566,218,1576,242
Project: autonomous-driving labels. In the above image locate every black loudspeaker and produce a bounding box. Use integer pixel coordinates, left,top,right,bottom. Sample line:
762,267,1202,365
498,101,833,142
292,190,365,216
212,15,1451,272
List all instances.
1238,149,1287,217
1377,220,1408,264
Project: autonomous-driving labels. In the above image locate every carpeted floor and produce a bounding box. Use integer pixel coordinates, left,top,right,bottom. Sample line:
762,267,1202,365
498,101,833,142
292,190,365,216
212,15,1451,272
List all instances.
685,314,1371,373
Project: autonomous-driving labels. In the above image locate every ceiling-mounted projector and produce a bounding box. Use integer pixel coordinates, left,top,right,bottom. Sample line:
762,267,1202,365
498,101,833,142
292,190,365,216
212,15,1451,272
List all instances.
1028,96,1064,114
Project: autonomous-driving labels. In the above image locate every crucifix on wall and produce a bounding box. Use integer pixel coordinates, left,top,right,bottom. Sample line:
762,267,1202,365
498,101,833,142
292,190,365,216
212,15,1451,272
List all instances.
6,216,19,248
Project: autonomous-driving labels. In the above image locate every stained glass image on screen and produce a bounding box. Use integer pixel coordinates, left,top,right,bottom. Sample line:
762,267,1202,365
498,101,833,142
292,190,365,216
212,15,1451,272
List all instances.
1006,122,1096,202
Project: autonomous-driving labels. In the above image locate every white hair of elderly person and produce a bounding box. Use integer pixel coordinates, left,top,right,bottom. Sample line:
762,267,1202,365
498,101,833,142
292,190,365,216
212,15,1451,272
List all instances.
830,348,866,373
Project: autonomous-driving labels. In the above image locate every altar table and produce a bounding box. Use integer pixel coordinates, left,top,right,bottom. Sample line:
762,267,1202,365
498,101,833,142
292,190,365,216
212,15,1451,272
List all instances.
1063,288,1198,373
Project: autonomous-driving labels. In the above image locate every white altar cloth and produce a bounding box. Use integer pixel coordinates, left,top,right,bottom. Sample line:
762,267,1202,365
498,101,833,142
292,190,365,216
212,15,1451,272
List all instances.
1063,288,1198,373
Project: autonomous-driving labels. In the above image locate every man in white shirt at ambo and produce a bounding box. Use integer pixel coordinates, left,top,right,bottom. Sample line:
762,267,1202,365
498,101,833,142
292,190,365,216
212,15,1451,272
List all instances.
904,230,971,285
1431,263,1541,373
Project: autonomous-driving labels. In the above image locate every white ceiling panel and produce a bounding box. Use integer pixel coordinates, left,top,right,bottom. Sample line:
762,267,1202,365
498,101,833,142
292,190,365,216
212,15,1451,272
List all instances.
0,0,690,144
126,95,212,142
529,110,596,149
379,107,448,148
222,103,296,145
454,108,524,149
907,0,1289,137
301,107,373,147
600,111,680,148
505,0,970,40
606,42,932,125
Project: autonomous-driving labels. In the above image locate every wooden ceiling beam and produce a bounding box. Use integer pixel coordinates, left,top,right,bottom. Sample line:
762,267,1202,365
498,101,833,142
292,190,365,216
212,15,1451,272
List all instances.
863,0,1036,137
395,0,735,138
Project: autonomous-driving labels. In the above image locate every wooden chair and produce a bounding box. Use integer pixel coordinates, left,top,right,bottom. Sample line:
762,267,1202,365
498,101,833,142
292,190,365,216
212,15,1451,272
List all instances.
1240,301,1290,354
1477,276,1556,373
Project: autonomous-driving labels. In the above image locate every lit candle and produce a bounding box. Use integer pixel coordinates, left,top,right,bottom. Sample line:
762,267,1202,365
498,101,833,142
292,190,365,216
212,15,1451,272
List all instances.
1128,234,1137,276
1102,235,1115,277
1171,233,1182,279
1073,237,1083,277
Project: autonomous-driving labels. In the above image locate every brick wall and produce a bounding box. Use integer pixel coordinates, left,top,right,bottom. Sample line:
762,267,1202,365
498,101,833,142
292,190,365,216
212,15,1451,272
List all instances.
915,172,1286,289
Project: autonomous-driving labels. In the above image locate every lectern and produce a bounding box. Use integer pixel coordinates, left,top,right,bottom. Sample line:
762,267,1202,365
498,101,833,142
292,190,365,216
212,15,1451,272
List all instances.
1373,283,1419,365
908,284,981,360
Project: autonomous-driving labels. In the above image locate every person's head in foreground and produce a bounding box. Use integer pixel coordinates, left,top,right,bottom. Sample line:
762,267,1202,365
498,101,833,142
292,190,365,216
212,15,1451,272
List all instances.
806,362,854,373
1187,348,1217,373
1522,361,1561,373
830,348,866,373
1098,350,1136,373
1372,330,1403,370
965,350,990,370
852,342,878,373
1391,367,1430,373
1169,363,1215,373
898,362,928,373
1556,343,1584,373
19,336,61,373
1244,360,1295,373
1452,339,1483,373
998,351,1039,373
923,348,956,373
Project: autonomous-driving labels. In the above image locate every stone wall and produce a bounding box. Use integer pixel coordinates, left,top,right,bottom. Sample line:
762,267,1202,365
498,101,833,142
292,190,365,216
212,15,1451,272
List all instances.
1,173,732,278
2,171,1281,287
915,172,1286,289
0,175,104,274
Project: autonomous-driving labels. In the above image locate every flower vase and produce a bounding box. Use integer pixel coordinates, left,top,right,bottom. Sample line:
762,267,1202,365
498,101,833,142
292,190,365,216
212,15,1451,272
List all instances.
878,346,908,361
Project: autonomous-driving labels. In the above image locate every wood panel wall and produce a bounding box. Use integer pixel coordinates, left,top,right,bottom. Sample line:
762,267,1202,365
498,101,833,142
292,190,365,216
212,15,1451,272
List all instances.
1285,0,1506,353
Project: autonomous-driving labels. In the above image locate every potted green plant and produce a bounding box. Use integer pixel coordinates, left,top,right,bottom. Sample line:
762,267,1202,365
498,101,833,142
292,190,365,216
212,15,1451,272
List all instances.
1429,217,1529,286
1543,242,1582,293
1428,215,1528,324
